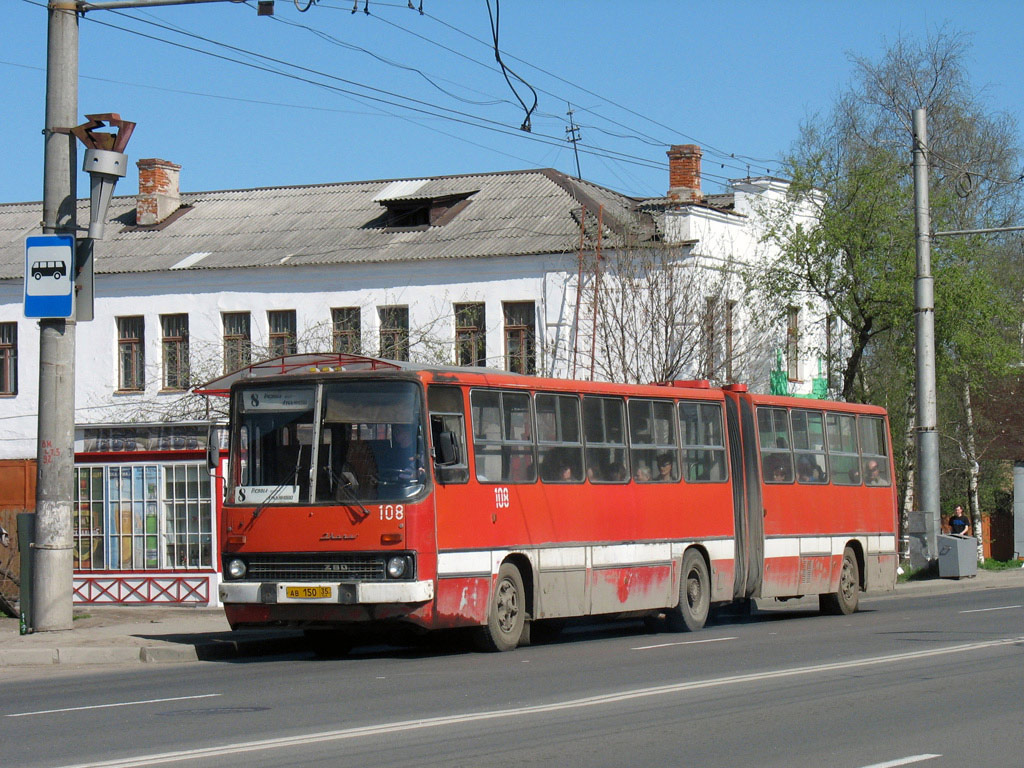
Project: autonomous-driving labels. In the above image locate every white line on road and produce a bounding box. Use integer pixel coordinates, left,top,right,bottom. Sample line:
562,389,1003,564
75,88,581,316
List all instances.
48,636,1024,768
6,693,222,718
632,636,738,650
859,754,941,767
959,604,1021,614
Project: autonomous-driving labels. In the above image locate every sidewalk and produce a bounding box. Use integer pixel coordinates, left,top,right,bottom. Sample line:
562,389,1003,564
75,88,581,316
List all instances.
0,606,305,668
1,567,1021,668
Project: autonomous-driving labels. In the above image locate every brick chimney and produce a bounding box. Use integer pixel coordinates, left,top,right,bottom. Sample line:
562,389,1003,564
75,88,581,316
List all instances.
666,144,702,203
136,158,181,226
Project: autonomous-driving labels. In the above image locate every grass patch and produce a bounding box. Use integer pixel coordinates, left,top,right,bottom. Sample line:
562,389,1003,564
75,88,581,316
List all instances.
979,558,1024,571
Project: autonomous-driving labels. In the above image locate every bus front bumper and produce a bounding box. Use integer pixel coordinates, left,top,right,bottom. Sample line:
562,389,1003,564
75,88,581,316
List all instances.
220,580,434,605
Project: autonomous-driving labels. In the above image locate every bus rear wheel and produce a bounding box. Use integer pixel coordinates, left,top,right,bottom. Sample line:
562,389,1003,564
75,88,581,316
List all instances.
820,546,860,616
476,563,526,652
667,550,710,632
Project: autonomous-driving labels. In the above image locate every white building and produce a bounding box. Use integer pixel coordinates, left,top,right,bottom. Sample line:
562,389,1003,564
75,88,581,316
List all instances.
0,145,817,604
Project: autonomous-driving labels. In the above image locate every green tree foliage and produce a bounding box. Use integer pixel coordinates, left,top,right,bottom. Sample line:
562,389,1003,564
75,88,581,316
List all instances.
749,29,1024,524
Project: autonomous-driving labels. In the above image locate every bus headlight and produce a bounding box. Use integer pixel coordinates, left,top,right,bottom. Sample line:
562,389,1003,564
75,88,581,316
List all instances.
386,556,409,579
226,558,247,579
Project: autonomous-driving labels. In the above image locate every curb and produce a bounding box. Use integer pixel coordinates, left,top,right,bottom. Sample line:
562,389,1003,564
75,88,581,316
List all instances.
0,633,305,668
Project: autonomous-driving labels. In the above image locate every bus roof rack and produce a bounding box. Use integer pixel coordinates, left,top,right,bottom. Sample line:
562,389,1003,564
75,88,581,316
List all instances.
193,353,403,397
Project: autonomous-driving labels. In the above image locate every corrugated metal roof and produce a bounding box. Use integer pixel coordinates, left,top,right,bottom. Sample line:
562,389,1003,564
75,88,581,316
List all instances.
0,168,655,280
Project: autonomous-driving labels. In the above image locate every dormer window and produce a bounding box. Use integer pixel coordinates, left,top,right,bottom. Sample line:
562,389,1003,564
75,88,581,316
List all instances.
370,181,478,231
380,192,474,230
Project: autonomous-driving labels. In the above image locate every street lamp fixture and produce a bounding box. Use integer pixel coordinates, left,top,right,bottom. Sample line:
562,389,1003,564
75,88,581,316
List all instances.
71,113,135,239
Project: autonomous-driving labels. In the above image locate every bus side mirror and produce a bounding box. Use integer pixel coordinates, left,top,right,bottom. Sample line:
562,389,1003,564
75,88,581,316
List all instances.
206,442,219,471
435,430,460,466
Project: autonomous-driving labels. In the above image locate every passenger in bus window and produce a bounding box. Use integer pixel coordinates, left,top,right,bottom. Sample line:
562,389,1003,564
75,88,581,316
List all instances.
634,465,651,482
656,453,676,482
863,459,884,485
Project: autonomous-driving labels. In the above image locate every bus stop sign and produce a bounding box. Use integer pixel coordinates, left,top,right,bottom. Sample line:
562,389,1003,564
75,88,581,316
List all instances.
25,235,75,319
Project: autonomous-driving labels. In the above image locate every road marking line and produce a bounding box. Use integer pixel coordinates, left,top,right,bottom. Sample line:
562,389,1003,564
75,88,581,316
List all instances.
959,604,1021,614
859,754,941,767
6,693,221,719
48,636,1024,768
632,636,738,650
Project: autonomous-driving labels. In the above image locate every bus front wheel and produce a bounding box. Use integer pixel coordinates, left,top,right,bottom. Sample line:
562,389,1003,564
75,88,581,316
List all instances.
476,563,526,652
820,546,860,616
667,550,710,632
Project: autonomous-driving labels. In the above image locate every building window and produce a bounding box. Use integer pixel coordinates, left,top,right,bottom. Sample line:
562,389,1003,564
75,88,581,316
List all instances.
223,312,251,373
703,297,718,379
725,300,737,383
786,306,800,381
160,314,189,391
455,302,486,367
378,306,409,361
268,310,297,357
0,322,16,395
503,301,535,375
73,463,213,571
117,316,145,391
332,307,362,355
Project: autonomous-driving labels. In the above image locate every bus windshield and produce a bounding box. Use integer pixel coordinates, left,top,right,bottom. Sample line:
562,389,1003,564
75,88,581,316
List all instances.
231,380,426,505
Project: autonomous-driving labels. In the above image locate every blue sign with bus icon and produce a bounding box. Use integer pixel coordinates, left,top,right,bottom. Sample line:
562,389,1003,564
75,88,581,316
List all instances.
25,235,75,318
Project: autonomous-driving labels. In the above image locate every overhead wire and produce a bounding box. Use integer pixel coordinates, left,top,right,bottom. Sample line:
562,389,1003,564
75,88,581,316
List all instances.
69,6,676,178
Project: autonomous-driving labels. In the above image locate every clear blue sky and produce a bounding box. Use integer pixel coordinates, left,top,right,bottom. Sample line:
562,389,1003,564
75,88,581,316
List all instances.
3,0,1023,204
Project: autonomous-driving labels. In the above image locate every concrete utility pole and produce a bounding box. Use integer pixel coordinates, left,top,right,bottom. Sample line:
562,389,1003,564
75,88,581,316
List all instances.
34,1,80,632
33,0,270,632
910,108,940,570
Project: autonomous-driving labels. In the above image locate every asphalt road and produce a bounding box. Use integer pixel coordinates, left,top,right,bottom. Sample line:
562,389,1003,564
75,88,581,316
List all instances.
3,587,1022,768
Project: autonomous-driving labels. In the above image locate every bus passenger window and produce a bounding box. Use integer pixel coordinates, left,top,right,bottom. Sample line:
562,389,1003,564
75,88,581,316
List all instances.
792,409,828,484
758,407,793,483
679,402,728,483
858,416,891,486
470,389,536,483
826,412,860,485
583,396,628,483
629,399,678,483
536,393,584,483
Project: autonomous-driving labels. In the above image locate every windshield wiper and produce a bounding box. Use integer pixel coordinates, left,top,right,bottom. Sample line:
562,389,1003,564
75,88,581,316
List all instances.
328,468,372,522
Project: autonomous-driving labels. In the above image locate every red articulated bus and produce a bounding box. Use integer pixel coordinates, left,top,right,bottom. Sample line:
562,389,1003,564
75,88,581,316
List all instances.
208,354,898,652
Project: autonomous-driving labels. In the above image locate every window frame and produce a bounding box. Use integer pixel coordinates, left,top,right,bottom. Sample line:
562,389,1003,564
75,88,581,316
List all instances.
160,313,189,391
116,315,145,392
0,321,17,395
223,311,252,373
268,309,297,357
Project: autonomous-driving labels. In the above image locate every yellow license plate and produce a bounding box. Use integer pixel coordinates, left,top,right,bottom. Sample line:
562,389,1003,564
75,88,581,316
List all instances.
285,586,333,599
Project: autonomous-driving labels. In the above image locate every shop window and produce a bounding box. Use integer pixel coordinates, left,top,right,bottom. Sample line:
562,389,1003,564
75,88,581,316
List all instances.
73,462,212,571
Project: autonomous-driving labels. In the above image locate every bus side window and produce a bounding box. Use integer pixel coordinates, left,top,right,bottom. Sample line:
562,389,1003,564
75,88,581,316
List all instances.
858,415,891,486
583,396,628,483
536,393,584,483
826,412,860,485
628,398,678,483
792,409,828,484
679,401,728,482
758,407,793,483
470,389,536,484
428,385,469,484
